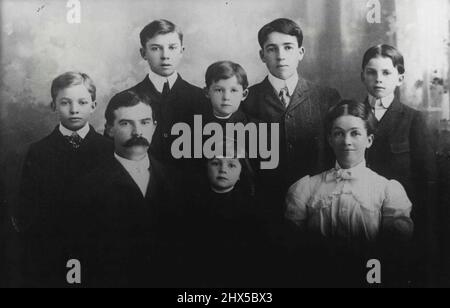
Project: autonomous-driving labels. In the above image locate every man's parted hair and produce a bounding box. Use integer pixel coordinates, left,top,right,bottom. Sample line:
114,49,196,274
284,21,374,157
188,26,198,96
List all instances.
105,90,156,126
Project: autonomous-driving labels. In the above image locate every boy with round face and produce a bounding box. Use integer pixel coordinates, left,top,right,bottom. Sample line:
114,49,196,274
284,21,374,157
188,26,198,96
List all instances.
16,71,113,287
204,61,249,126
52,83,97,132
242,18,341,218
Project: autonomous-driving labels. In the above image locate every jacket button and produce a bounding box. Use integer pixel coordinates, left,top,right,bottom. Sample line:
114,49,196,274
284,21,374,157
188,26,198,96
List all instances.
163,133,169,138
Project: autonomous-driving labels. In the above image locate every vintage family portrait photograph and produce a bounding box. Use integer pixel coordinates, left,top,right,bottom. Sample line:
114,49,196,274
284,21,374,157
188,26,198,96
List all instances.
0,0,450,290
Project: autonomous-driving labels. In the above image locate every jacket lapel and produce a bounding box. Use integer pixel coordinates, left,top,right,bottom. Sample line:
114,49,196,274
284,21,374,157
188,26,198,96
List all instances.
109,157,148,201
372,97,404,141
261,77,286,113
138,75,162,103
286,76,309,112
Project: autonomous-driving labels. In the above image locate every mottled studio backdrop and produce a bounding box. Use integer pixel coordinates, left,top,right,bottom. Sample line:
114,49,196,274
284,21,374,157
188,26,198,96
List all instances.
1,0,450,163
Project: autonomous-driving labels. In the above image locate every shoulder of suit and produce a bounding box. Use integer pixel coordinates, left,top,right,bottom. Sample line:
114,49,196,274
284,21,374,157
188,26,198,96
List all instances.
303,79,339,95
87,129,114,145
395,100,424,120
175,76,203,93
28,128,60,153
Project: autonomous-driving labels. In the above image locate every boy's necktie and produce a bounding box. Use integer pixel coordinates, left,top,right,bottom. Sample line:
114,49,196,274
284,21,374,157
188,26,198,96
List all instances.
66,132,82,149
279,86,290,108
162,80,170,97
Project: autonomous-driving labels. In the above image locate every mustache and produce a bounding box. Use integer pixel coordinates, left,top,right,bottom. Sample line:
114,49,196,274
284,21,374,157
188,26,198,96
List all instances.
123,136,150,148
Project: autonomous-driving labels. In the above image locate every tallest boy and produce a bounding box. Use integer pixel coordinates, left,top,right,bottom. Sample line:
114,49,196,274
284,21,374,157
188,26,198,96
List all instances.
243,18,341,217
114,19,206,164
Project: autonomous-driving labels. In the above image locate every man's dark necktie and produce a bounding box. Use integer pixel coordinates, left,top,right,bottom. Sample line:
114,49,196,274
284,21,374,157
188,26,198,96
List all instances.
65,132,82,149
162,80,170,97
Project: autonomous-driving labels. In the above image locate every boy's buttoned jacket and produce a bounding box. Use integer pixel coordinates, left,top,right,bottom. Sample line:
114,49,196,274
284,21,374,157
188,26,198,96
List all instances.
242,76,341,190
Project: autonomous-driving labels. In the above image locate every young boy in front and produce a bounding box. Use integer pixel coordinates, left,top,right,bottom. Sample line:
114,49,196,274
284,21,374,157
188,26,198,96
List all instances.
15,71,113,287
117,19,207,165
242,18,341,218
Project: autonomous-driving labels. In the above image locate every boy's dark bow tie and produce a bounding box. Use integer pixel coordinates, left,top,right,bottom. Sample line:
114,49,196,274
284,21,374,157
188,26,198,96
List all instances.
65,132,83,149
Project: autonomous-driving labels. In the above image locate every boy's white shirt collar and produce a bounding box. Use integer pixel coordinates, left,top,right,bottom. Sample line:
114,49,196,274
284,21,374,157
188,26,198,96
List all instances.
268,72,299,96
59,123,90,139
368,93,395,120
368,93,395,109
148,69,178,93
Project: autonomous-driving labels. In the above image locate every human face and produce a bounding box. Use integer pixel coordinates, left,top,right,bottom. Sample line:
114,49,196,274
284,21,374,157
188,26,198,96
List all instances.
109,103,156,161
259,32,304,80
206,76,248,118
140,32,183,77
361,56,404,99
207,158,242,193
328,115,373,169
54,84,96,131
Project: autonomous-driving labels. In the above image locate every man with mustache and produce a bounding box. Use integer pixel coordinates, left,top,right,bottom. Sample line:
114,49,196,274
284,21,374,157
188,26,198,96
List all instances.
73,90,184,287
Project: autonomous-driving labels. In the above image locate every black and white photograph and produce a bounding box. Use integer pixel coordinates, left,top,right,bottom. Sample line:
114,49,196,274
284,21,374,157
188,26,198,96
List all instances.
0,0,449,290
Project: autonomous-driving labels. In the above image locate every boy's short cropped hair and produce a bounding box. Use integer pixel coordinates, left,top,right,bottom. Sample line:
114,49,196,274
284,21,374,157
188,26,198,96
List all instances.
50,71,96,102
258,18,303,48
139,19,183,47
105,90,156,127
362,44,405,74
205,61,249,90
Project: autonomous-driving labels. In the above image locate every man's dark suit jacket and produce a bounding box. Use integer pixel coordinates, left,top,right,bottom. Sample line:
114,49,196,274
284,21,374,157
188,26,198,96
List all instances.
242,76,340,217
119,74,207,164
73,154,185,287
14,126,113,287
366,97,438,286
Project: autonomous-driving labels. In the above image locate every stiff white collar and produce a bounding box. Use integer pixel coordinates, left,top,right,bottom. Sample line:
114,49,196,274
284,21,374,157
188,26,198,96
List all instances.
148,69,178,93
59,123,90,139
268,72,298,96
368,93,395,109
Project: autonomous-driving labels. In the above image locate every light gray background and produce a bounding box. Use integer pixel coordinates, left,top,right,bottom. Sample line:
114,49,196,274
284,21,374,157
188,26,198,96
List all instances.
0,0,448,161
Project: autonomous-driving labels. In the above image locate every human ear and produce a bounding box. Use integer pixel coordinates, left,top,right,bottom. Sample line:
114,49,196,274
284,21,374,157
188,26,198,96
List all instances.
327,134,333,148
397,74,405,85
105,125,114,138
298,46,305,61
91,101,97,112
204,87,210,99
259,49,266,63
241,89,249,101
140,47,146,60
360,71,365,83
51,101,56,112
367,134,374,148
